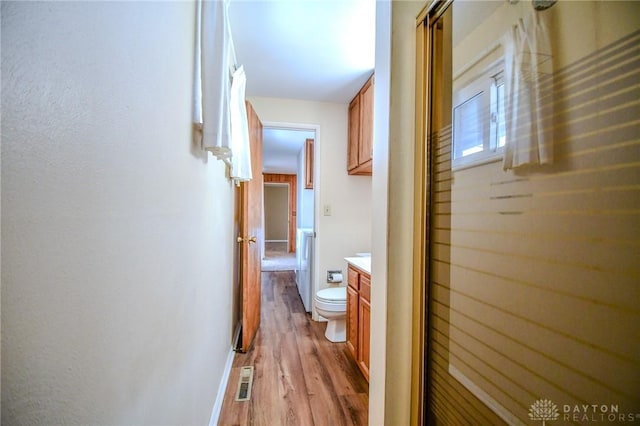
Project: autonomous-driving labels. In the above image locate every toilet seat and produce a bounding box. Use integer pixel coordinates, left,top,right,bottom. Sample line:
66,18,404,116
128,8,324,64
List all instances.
315,287,346,303
314,287,347,342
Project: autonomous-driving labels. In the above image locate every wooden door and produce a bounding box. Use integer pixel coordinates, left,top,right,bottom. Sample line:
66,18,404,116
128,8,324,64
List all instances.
238,101,263,352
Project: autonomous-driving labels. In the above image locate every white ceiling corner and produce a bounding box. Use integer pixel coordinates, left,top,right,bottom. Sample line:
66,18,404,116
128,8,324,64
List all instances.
228,0,376,172
228,0,376,104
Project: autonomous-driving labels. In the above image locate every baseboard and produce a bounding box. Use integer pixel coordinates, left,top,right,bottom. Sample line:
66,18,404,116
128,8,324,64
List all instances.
448,364,525,426
209,347,236,426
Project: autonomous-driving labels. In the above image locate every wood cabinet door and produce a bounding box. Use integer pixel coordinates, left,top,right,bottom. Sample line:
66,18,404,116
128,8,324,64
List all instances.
347,266,359,290
359,77,374,166
347,96,360,171
358,296,371,381
346,284,359,358
304,138,314,189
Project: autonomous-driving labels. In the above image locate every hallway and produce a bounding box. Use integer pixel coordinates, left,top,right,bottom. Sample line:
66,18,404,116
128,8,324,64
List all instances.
261,242,297,272
218,271,369,425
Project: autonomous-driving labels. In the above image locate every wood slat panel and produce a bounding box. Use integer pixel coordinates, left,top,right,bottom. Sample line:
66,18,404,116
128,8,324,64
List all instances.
425,8,640,424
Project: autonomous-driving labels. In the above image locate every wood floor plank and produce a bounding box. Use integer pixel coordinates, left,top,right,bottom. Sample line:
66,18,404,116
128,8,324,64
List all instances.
339,393,369,426
218,271,368,426
295,326,346,424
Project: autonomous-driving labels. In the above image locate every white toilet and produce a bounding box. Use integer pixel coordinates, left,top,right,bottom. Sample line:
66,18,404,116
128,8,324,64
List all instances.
315,286,347,342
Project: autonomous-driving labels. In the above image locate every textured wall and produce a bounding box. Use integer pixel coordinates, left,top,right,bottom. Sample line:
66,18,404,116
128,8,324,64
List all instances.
264,185,289,240
1,1,234,424
297,147,315,230
375,2,426,424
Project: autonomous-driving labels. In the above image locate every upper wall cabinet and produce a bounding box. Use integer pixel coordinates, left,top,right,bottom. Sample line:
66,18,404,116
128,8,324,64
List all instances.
347,74,374,176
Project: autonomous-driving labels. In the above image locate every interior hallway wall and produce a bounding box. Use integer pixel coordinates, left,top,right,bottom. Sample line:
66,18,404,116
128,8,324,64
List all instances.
297,147,314,230
264,185,289,241
369,1,426,424
1,2,234,424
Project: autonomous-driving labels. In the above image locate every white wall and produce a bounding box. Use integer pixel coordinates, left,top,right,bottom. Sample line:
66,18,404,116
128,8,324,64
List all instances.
0,4,3,417
370,1,429,424
370,1,391,424
297,147,314,230
249,97,372,318
264,185,288,240
1,2,234,424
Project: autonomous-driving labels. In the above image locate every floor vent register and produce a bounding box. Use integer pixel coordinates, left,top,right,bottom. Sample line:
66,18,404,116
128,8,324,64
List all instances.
235,366,254,402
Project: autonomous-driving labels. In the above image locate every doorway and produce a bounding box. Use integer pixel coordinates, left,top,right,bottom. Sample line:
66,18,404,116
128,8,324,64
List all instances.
264,182,289,249
263,174,297,254
262,124,317,278
262,176,297,272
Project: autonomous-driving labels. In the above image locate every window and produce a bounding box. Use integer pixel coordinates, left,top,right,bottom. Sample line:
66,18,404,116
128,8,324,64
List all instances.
452,66,505,169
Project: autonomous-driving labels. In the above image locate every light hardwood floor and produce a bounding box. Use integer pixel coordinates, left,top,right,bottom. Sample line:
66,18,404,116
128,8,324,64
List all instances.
218,271,369,426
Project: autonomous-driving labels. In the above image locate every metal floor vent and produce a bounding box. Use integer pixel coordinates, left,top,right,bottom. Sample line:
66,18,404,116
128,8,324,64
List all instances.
235,366,254,402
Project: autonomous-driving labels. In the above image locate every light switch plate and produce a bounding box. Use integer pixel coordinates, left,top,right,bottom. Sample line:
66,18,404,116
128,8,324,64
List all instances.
323,204,332,216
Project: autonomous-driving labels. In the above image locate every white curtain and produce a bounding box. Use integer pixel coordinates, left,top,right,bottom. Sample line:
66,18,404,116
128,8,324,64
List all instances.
502,10,554,171
193,0,234,163
229,66,252,182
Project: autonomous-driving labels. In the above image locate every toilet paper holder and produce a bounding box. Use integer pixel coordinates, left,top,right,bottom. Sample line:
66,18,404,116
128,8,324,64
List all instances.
327,270,343,283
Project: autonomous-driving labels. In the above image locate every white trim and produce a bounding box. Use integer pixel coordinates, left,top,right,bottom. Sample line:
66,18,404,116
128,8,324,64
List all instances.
261,121,318,132
209,347,236,426
448,364,526,426
265,239,288,243
452,60,505,172
452,149,503,171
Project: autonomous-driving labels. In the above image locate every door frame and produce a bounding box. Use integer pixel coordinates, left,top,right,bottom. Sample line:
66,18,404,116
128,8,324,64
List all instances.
262,121,320,298
263,174,297,253
412,0,450,424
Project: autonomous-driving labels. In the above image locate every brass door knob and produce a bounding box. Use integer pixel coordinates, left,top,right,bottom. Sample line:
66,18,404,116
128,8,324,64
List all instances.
237,236,257,244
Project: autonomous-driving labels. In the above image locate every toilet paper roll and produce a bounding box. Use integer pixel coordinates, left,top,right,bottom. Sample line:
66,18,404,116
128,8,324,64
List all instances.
330,273,343,283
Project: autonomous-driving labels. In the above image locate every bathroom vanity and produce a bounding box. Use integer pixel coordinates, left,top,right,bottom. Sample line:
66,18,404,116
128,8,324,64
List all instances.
345,256,371,381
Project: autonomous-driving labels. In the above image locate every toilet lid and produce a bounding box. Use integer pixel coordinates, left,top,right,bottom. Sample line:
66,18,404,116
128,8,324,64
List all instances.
316,286,346,302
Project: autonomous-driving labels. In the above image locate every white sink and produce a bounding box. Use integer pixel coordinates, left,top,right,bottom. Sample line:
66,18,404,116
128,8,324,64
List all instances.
345,255,371,275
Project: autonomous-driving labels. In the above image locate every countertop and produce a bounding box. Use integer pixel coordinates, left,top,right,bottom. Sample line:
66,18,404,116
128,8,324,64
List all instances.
344,256,371,275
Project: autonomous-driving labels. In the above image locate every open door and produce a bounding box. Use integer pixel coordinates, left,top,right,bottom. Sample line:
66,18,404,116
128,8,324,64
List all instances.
237,100,263,352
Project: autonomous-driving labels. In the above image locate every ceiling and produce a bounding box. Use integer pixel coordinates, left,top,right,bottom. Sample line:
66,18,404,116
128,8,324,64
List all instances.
262,127,315,174
228,0,376,174
227,0,503,174
228,0,376,104
452,0,503,47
